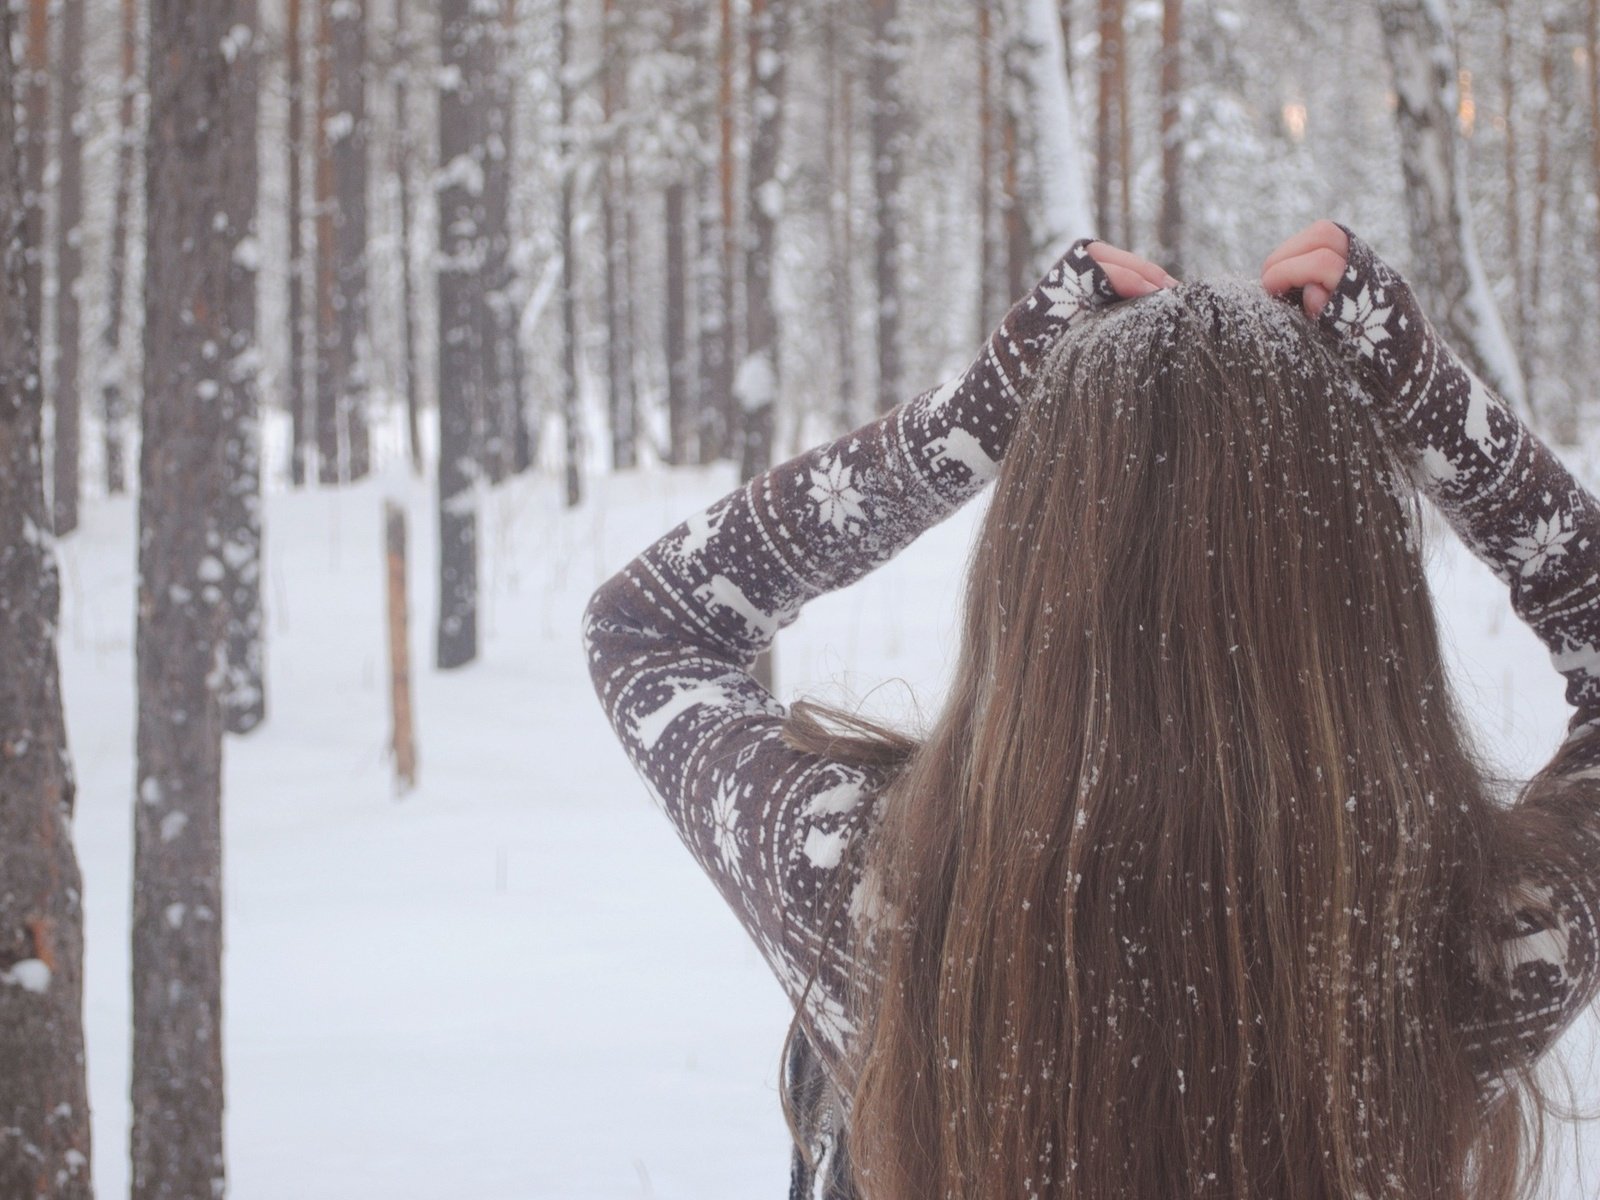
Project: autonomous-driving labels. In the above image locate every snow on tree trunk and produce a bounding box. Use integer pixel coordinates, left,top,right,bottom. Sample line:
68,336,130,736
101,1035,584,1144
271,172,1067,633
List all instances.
51,0,85,537
868,0,906,416
131,1,244,1193
437,0,485,668
101,0,138,497
220,1,266,736
738,0,788,484
1002,0,1093,271
1374,0,1527,411
0,8,94,1195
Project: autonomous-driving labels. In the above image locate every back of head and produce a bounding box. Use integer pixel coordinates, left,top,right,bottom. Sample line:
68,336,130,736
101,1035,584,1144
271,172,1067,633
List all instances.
825,280,1536,1199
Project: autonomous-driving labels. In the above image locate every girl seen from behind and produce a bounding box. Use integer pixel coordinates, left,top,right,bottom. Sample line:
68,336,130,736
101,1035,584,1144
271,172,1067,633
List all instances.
583,221,1600,1197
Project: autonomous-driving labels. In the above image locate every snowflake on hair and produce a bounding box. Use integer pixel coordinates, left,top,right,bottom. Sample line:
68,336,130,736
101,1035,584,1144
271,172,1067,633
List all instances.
807,454,867,531
1509,509,1578,577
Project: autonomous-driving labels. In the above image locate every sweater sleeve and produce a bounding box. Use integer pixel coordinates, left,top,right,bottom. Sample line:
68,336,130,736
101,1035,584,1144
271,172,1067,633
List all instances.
581,239,1119,1073
1317,226,1600,1103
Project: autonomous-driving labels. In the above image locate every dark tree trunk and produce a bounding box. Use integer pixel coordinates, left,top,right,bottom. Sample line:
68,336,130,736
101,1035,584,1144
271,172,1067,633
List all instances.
693,0,734,464
22,0,46,444
868,0,904,416
131,0,243,1192
289,0,310,486
737,0,787,484
559,0,581,506
333,0,371,480
313,3,338,481
1156,0,1183,274
220,2,264,736
436,0,484,668
1375,0,1526,410
51,0,86,536
604,0,641,468
101,0,139,497
479,0,518,485
665,180,689,465
0,7,94,1194
393,0,422,476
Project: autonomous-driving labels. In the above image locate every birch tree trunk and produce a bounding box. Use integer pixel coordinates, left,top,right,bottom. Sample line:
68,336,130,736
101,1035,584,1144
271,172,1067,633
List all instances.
101,0,139,497
131,0,246,1190
1003,0,1093,274
868,0,905,416
0,7,93,1193
219,5,264,736
737,0,787,483
1375,0,1527,410
51,0,85,536
437,0,484,668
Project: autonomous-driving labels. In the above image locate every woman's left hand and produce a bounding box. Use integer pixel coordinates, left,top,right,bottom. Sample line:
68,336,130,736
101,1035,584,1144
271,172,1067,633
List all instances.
1085,241,1181,298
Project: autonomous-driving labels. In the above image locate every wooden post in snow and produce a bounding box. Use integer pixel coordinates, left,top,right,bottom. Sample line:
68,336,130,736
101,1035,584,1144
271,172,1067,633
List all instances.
385,500,418,793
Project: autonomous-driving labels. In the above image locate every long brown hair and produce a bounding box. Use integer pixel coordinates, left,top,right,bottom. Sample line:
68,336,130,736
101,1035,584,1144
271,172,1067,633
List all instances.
780,279,1594,1198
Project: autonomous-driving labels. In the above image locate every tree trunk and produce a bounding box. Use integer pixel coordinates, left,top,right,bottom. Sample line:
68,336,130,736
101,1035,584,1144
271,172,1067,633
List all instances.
715,0,738,461
559,0,581,506
1526,5,1553,410
1003,0,1094,273
665,180,690,465
288,0,309,486
479,0,517,484
51,0,85,536
393,0,422,476
826,0,857,430
132,0,242,1191
220,4,264,737
1094,0,1124,242
978,0,1001,337
605,0,642,468
693,0,734,464
333,0,371,480
0,7,94,1194
1156,0,1183,274
22,0,46,421
738,0,788,482
437,0,483,668
314,3,339,481
868,0,904,416
101,0,138,497
1374,0,1526,410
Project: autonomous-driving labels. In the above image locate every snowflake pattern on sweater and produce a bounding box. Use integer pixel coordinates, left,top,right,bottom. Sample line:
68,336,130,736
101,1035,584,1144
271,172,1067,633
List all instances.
583,229,1600,1192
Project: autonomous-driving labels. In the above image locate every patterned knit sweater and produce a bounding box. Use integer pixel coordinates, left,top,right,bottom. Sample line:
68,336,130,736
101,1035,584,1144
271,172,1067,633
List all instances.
581,230,1600,1196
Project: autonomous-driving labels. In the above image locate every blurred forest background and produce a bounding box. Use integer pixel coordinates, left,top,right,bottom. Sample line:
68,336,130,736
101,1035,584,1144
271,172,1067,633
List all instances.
5,0,1600,1196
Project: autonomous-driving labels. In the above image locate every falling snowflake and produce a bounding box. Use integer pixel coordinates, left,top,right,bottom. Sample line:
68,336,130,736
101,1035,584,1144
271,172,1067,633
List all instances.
1332,283,1394,362
806,455,867,531
1508,509,1578,577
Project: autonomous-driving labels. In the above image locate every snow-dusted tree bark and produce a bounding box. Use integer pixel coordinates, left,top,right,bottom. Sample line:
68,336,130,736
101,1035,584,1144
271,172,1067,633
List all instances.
1156,0,1183,274
392,0,422,475
737,0,788,483
480,0,519,485
289,0,311,486
0,8,93,1194
21,0,46,412
132,0,245,1192
558,0,581,505
101,0,139,497
1001,0,1093,274
219,4,264,736
437,0,484,668
333,0,371,480
604,0,641,468
50,0,85,536
824,0,857,430
867,0,906,416
692,0,735,464
1374,0,1526,410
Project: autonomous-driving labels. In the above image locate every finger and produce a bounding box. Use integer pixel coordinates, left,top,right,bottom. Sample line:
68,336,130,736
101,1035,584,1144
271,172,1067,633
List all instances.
1261,247,1346,298
1261,220,1348,274
1303,282,1331,320
1098,260,1160,298
1087,242,1178,290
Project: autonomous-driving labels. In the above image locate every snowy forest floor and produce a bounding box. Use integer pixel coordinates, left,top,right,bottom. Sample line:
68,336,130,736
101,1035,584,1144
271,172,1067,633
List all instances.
55,444,1600,1198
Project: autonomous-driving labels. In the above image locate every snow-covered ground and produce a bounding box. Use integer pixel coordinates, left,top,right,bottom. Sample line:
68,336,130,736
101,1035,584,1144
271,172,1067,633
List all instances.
54,444,1600,1198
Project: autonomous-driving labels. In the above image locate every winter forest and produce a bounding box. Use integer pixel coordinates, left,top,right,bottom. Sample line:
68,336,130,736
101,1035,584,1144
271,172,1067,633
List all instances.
5,0,1600,1195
